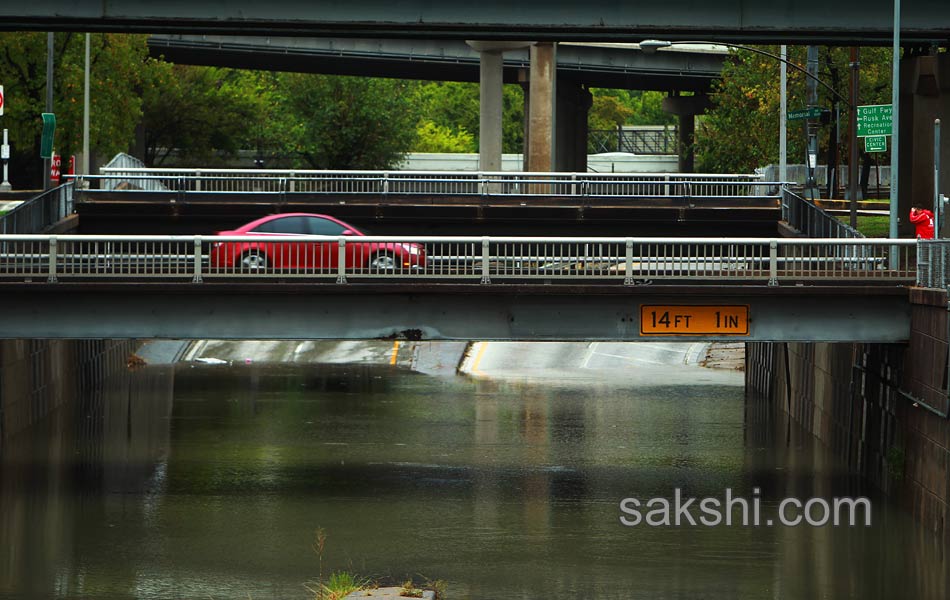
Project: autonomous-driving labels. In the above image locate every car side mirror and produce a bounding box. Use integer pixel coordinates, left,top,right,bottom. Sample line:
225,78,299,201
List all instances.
341,229,357,236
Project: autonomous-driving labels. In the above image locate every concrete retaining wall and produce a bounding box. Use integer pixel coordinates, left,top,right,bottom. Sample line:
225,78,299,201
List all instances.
747,288,950,539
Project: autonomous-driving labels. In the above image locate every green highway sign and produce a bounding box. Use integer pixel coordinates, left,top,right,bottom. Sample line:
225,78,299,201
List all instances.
856,104,892,137
787,107,823,121
864,135,887,153
40,113,56,159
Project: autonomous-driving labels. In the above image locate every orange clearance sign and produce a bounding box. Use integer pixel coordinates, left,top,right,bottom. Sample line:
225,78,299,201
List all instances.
640,305,750,336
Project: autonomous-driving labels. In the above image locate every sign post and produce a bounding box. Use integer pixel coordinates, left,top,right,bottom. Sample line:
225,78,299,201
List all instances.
0,128,10,191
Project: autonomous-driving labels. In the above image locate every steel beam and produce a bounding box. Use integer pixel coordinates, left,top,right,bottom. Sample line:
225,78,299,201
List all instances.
0,284,910,343
3,1,948,43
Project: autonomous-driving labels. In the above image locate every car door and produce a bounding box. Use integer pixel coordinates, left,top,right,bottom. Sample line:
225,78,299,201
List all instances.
304,216,348,270
251,216,310,270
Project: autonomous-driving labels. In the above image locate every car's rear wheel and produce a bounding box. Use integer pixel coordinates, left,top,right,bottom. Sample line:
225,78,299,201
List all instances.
240,251,269,271
368,252,397,271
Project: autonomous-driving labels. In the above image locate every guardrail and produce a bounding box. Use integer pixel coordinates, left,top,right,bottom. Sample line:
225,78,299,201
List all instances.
0,183,75,234
84,170,773,199
0,235,917,286
782,188,863,239
917,240,950,289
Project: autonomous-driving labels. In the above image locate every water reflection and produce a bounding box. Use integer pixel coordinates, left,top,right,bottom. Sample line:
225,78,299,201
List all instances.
0,361,947,599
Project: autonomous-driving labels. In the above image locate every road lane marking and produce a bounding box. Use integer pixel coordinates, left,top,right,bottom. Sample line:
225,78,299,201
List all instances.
390,340,401,365
470,341,489,377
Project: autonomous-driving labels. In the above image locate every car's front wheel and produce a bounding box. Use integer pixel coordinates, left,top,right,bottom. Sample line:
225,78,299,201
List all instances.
240,251,269,271
367,252,396,271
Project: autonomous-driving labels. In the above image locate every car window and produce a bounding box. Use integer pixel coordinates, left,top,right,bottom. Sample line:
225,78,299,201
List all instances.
307,217,348,236
251,217,309,234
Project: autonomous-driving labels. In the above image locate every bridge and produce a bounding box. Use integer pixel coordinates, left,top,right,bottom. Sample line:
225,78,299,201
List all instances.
147,36,724,93
2,177,939,343
0,230,921,342
3,1,948,43
74,169,782,236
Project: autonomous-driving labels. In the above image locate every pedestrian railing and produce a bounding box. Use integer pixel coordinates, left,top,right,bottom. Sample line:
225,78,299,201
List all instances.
0,234,917,286
782,188,864,239
0,183,75,234
82,169,774,200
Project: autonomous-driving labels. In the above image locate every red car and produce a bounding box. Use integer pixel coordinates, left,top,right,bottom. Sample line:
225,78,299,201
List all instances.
209,213,425,272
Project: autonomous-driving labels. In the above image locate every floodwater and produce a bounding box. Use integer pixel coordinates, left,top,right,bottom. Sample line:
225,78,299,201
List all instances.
1,350,948,599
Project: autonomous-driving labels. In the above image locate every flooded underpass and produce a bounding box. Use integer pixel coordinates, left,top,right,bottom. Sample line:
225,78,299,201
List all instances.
1,341,948,599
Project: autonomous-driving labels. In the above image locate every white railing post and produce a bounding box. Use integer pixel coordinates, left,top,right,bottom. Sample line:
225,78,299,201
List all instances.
193,237,203,283
624,238,634,285
382,172,390,196
195,170,202,192
337,238,347,284
481,236,491,284
289,172,296,193
768,240,778,286
47,236,58,283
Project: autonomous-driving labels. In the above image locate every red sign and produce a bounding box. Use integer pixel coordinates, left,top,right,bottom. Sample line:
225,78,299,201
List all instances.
50,153,61,183
67,155,75,176
0,85,4,116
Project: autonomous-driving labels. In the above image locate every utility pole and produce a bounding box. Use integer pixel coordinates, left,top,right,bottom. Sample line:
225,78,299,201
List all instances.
849,47,860,228
44,32,53,190
805,46,820,202
82,33,90,181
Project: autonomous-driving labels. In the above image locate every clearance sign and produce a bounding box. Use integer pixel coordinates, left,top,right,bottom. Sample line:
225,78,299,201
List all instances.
640,305,750,336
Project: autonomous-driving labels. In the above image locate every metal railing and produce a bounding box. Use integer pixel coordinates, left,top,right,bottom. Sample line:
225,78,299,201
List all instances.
782,188,864,239
85,169,772,199
916,240,950,289
588,128,678,155
0,183,75,234
0,234,917,286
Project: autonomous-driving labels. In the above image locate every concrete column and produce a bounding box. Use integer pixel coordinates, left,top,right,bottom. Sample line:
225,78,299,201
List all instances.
478,50,504,172
662,93,713,174
898,53,949,237
528,42,557,173
677,114,696,173
555,81,593,172
467,41,533,173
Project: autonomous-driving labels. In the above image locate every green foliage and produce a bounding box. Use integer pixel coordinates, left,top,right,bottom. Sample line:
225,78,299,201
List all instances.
279,74,417,169
589,89,675,130
0,32,149,187
141,64,264,166
413,121,476,153
696,46,894,174
410,81,524,153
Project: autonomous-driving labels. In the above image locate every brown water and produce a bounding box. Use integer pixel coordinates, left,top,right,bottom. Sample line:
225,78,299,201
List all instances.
1,362,947,599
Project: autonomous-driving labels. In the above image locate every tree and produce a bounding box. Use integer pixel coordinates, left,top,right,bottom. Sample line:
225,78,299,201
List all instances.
0,32,149,188
413,121,476,153
695,45,894,174
141,64,265,166
278,74,417,169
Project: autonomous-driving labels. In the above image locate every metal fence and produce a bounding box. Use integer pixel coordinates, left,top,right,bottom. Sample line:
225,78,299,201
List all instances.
0,234,917,286
916,240,950,289
85,169,772,199
782,188,864,239
588,128,678,155
0,183,75,234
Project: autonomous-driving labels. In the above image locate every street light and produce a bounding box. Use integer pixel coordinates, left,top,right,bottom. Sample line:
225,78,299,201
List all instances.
639,40,849,106
640,39,854,206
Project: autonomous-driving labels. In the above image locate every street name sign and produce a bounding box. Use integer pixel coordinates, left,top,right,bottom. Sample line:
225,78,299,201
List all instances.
856,104,892,137
788,107,823,121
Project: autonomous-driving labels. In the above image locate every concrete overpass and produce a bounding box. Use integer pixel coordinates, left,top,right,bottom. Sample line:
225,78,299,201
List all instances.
147,36,725,93
3,1,949,44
